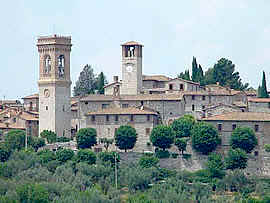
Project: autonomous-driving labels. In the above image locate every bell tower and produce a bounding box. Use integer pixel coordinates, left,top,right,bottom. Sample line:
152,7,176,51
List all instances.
121,41,143,95
37,35,72,137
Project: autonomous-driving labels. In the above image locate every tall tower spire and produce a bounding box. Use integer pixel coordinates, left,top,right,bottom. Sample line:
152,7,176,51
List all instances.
37,35,72,137
121,41,143,95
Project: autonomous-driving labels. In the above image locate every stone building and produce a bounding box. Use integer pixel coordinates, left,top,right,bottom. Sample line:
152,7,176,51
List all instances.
202,112,270,175
248,97,270,113
22,93,39,112
81,106,159,151
37,35,72,137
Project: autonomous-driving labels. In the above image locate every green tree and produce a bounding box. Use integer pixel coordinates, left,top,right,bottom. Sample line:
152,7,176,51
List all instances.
98,151,120,167
76,149,96,165
37,149,56,164
73,64,97,96
192,56,199,82
206,153,225,178
225,148,248,170
139,155,159,168
230,127,257,153
191,122,220,155
56,149,74,163
258,71,269,98
210,58,249,90
115,125,137,152
40,130,57,144
175,138,187,154
4,129,26,151
177,70,191,81
16,183,49,203
0,144,11,162
150,125,175,151
265,144,270,152
96,72,107,94
76,128,97,149
171,115,195,138
28,136,46,151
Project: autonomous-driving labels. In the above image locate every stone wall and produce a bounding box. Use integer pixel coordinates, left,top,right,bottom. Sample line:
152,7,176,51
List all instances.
249,102,270,113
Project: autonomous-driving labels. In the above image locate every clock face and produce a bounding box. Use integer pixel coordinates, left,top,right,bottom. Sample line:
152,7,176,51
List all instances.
44,89,50,98
126,65,133,72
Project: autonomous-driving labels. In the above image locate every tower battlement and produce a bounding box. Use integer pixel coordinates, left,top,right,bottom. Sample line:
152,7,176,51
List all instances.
37,34,72,46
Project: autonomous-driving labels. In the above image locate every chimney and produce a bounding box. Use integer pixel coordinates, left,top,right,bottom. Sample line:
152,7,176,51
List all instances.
113,76,119,83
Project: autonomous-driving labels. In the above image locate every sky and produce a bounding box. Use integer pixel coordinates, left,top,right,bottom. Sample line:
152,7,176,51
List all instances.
1,0,270,99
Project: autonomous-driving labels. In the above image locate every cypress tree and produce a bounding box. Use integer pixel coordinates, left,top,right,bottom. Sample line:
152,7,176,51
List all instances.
259,71,269,98
192,57,198,82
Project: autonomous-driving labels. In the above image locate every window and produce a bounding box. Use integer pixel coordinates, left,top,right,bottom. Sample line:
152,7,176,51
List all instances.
130,115,134,121
192,95,195,100
255,124,259,132
29,102,33,111
45,106,48,110
202,105,205,110
169,84,173,90
63,130,65,137
115,115,119,122
13,118,16,123
58,55,65,78
147,115,150,121
192,104,195,111
202,95,206,101
232,124,237,130
62,105,65,112
180,84,184,91
218,124,222,131
102,104,109,109
254,151,259,156
44,55,51,74
146,128,150,134
114,128,118,135
141,101,144,106
106,115,109,122
91,115,95,122
122,104,129,108
85,102,88,105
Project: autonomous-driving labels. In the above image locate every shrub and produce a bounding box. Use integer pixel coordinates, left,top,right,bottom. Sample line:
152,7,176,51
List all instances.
56,149,74,163
0,144,11,162
16,183,49,203
115,125,137,152
155,149,170,159
4,129,26,151
191,122,220,155
139,155,159,168
171,152,178,158
206,153,225,179
230,127,258,153
28,136,46,151
56,137,70,143
98,151,120,167
37,149,56,164
225,148,248,170
150,125,175,151
265,144,270,152
76,128,97,149
76,149,96,165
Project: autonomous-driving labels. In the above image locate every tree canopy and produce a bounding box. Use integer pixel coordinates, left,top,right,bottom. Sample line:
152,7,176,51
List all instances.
191,122,220,155
225,148,248,170
171,115,195,138
258,71,269,98
150,125,175,151
115,125,137,152
76,128,97,149
73,64,107,96
230,127,258,153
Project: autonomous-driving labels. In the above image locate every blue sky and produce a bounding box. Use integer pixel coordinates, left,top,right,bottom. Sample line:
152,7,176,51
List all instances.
1,0,270,99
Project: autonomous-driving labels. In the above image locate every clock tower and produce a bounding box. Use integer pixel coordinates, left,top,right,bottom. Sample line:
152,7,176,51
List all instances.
121,41,143,95
37,35,72,137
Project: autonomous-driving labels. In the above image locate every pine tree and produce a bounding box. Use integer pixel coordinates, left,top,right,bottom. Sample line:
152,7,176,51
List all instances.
259,71,269,98
178,70,191,81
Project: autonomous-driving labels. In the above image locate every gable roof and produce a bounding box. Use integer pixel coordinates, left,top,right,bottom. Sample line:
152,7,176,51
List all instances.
202,112,270,122
248,97,270,103
167,78,200,85
22,93,39,99
142,75,171,82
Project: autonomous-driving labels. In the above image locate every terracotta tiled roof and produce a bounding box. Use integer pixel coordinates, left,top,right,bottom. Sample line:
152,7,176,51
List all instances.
86,106,157,116
248,97,270,103
81,94,183,102
168,78,200,85
0,100,20,105
121,41,143,46
142,75,172,82
245,91,257,96
202,112,270,122
202,103,241,111
22,93,39,99
0,122,25,130
19,111,39,121
183,90,242,96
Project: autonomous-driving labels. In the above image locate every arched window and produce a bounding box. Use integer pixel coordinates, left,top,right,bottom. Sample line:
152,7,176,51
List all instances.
44,55,51,74
58,55,65,78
